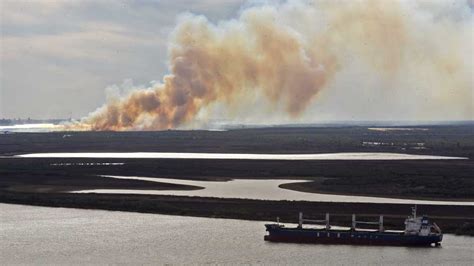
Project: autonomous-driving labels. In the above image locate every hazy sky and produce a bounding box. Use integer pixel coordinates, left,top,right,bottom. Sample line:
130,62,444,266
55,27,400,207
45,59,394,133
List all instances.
1,0,245,119
1,0,473,123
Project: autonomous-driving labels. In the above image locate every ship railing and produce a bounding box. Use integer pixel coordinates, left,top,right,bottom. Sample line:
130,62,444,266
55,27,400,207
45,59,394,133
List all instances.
301,218,327,223
354,221,380,225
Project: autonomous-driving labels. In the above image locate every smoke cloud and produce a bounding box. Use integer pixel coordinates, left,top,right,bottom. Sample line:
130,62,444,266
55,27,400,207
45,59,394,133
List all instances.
72,0,473,131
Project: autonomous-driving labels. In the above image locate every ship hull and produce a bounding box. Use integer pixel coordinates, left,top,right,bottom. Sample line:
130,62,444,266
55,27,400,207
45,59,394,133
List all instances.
265,225,442,246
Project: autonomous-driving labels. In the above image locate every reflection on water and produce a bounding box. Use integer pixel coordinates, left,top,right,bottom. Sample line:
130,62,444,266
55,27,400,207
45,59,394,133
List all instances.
73,175,474,206
1,203,473,265
368,127,429,132
50,162,125,166
0,123,62,133
16,152,467,160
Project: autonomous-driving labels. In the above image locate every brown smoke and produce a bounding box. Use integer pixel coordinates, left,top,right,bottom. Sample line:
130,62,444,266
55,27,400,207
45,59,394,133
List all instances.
72,0,473,131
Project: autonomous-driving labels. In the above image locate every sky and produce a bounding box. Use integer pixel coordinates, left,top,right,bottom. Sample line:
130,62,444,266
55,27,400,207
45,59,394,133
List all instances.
1,0,245,119
1,0,473,125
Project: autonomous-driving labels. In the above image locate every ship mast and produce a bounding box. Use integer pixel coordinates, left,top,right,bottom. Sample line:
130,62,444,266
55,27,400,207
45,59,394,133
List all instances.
412,205,417,219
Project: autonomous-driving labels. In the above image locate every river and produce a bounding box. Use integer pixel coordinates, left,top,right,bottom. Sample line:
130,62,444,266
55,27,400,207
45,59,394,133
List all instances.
16,151,467,160
73,175,474,206
1,204,472,265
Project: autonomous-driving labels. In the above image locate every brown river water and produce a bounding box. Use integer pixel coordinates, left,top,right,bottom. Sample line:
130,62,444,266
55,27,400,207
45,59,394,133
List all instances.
1,203,473,265
73,175,474,206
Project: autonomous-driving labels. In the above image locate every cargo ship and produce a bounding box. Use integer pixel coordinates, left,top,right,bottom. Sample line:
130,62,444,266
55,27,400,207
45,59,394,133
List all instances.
264,206,442,246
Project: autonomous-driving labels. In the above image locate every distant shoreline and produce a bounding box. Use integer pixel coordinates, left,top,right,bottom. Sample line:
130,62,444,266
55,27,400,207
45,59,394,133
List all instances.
1,192,473,236
279,182,474,203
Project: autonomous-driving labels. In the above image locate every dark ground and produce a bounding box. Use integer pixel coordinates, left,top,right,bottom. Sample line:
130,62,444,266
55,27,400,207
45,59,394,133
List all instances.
1,158,473,200
1,125,473,235
1,125,473,157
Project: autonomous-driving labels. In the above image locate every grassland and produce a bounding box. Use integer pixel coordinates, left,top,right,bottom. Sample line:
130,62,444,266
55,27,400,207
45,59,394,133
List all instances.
1,125,473,157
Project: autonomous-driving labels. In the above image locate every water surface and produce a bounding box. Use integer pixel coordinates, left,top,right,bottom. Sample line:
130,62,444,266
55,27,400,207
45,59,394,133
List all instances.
0,123,62,133
74,175,474,206
16,152,467,160
1,203,472,265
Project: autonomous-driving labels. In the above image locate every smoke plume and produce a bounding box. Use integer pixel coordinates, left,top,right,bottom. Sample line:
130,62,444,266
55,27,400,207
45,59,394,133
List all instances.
73,0,473,131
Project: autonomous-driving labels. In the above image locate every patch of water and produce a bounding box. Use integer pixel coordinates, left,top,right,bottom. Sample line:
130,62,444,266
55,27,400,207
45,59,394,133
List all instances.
368,127,429,132
73,176,474,206
0,123,62,133
50,162,125,166
16,152,467,160
1,203,472,265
